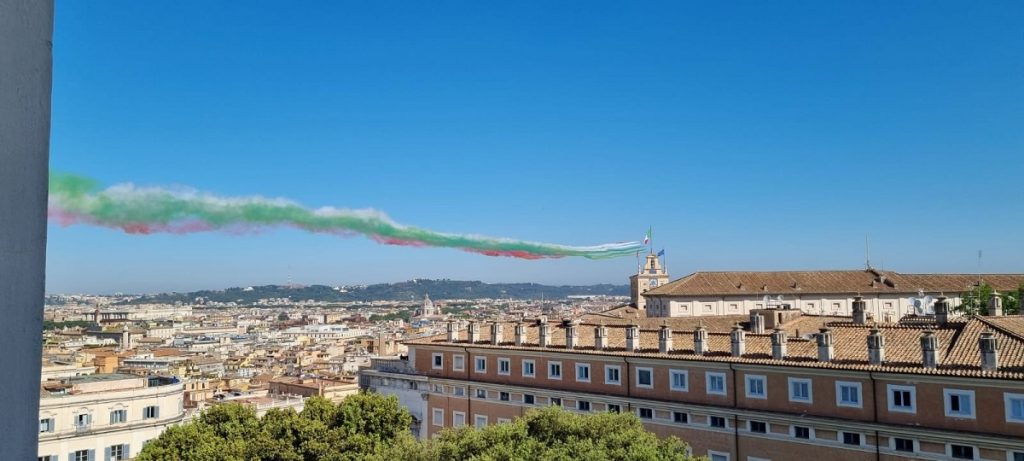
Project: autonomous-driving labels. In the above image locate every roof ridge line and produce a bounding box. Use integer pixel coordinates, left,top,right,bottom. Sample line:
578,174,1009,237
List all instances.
975,316,1024,343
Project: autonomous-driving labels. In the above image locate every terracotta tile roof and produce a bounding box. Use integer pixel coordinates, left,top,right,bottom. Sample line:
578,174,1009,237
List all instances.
407,314,1024,380
646,269,1024,297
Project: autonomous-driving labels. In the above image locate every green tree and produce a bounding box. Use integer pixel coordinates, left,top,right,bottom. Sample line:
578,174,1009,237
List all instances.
955,282,1022,316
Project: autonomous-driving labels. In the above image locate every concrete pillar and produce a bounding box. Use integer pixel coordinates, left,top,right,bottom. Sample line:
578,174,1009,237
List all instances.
0,1,52,458
490,322,503,345
658,323,673,354
816,328,834,362
538,318,550,348
625,324,640,352
852,296,867,325
921,330,940,369
749,312,765,334
730,324,746,357
771,328,787,360
867,328,885,365
979,330,998,371
594,323,607,350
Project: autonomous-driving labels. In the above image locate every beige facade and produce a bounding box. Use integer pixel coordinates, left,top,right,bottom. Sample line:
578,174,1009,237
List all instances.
630,253,670,311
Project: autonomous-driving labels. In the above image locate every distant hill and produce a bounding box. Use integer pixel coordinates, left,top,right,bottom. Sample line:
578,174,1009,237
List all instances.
116,279,630,305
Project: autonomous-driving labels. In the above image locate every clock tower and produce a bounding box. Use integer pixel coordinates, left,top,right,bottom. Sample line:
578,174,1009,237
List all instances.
630,253,669,311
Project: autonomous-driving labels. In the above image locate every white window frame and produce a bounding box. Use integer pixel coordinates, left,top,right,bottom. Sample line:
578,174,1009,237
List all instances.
636,367,654,389
790,425,814,440
498,357,511,376
841,431,863,446
708,415,728,428
636,407,654,419
745,374,767,399
431,353,443,370
577,400,591,412
747,420,768,433
890,436,918,453
475,388,487,399
452,354,464,371
706,371,727,396
452,411,466,428
605,365,621,385
1005,392,1024,423
522,359,535,378
453,386,465,397
575,363,591,382
836,381,863,408
671,411,689,424
669,369,688,391
947,443,977,460
708,450,731,461
943,389,976,419
432,408,444,426
788,377,812,403
497,417,511,424
548,361,562,380
474,356,487,373
887,384,917,413
1009,451,1024,461
474,414,488,428
522,393,535,405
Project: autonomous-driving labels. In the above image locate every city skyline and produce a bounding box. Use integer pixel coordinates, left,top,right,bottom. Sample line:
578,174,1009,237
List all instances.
48,1,1024,293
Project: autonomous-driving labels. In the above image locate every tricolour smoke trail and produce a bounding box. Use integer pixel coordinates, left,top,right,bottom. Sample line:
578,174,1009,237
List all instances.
47,172,645,260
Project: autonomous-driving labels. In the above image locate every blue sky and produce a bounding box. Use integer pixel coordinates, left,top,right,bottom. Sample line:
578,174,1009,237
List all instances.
48,1,1023,294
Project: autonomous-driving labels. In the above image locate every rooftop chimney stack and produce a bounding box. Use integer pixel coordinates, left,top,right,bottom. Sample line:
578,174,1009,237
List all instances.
920,330,940,369
979,330,999,371
989,292,1004,316
490,322,503,345
467,321,480,343
538,318,550,348
594,323,608,350
514,320,526,346
934,297,950,324
693,323,708,355
658,323,673,354
565,319,579,350
446,320,459,342
817,328,834,362
749,312,765,334
731,324,746,357
625,324,641,352
852,296,867,325
771,328,787,360
867,328,885,365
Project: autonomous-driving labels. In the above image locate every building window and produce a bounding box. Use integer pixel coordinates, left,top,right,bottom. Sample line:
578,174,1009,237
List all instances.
453,386,465,397
792,426,810,439
523,394,535,405
452,354,464,371
577,400,591,412
109,409,127,424
887,385,916,413
748,421,767,433
432,384,444,393
669,369,688,391
39,418,54,433
497,418,511,424
637,408,654,419
522,359,536,378
707,372,727,396
605,365,621,385
842,432,861,446
500,391,510,402
576,363,591,382
548,361,562,380
549,397,562,407
893,437,914,453
38,456,58,461
432,353,443,370
788,378,812,403
74,412,92,429
672,411,688,423
474,415,487,428
636,367,654,388
452,411,465,428
143,406,159,419
1011,452,1024,461
950,444,974,460
108,444,129,461
607,404,621,413
72,450,93,461
836,381,862,408
709,451,730,461
745,375,767,399
1005,393,1024,423
475,357,487,373
498,358,511,375
709,416,726,428
475,388,487,399
944,389,976,418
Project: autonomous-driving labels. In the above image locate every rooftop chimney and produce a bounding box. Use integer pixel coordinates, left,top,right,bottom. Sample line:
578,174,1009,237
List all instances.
730,324,746,357
625,324,640,352
538,318,550,348
490,322,503,345
989,292,1004,316
514,320,526,346
920,330,940,369
771,328,787,360
979,330,999,371
852,296,867,325
446,320,459,342
934,297,950,324
816,328,834,362
594,323,608,350
749,312,765,334
467,321,480,343
658,323,673,354
867,328,885,365
565,319,579,350
693,322,708,355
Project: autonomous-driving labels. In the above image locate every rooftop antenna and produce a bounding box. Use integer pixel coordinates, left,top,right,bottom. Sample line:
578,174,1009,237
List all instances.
864,235,872,269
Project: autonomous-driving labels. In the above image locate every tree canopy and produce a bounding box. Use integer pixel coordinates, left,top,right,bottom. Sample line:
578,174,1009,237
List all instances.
954,282,1022,316
137,393,695,461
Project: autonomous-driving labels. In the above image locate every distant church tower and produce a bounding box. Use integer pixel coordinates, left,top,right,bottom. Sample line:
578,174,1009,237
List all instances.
630,253,669,311
422,294,436,317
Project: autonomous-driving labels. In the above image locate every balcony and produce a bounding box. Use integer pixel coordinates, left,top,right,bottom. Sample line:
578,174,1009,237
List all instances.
368,358,416,375
74,423,91,434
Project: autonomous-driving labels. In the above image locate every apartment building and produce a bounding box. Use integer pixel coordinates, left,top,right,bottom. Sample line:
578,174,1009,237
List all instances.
368,299,1024,461
38,374,184,461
